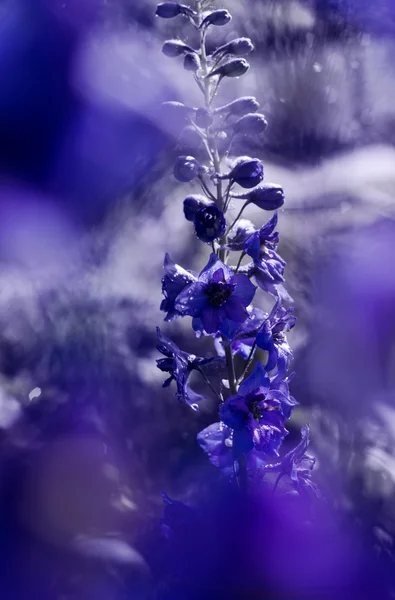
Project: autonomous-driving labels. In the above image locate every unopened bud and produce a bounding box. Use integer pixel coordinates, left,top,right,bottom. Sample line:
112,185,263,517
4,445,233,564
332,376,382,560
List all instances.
206,58,250,79
162,39,194,57
184,52,201,72
173,156,200,182
200,9,232,29
234,113,268,135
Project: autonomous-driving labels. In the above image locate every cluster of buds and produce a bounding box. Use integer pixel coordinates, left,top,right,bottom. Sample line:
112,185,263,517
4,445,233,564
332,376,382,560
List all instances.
155,1,317,495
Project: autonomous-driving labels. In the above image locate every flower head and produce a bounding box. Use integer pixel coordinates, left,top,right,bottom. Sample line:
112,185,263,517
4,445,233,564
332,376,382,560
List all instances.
256,301,296,373
219,363,294,457
173,155,201,182
160,254,198,321
269,425,319,496
156,328,224,408
244,213,290,298
220,156,264,189
183,194,213,221
175,254,256,335
193,205,226,243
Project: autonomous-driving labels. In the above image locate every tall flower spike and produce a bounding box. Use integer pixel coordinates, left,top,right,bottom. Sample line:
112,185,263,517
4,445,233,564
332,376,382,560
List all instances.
155,0,316,495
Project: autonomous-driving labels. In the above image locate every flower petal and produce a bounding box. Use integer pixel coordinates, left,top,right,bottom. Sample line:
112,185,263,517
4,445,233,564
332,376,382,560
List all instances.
238,362,270,397
232,273,257,306
175,282,209,316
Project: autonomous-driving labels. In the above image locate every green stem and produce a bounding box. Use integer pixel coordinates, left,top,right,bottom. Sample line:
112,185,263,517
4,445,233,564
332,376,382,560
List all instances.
197,0,247,487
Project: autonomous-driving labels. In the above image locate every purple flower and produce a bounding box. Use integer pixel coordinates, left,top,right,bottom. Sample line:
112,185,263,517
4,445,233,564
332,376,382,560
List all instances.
256,300,296,373
269,425,319,496
175,254,256,335
219,363,294,457
234,113,268,135
197,421,267,478
173,155,201,182
160,253,198,321
193,205,226,243
183,194,213,221
244,213,289,298
214,307,268,358
219,156,264,189
156,328,224,408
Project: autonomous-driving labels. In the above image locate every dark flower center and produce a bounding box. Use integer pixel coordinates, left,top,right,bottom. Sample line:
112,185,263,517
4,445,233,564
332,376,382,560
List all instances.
250,401,262,420
205,281,234,308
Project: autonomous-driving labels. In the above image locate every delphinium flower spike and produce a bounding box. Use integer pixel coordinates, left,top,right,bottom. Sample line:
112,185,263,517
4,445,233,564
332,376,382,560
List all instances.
155,0,316,493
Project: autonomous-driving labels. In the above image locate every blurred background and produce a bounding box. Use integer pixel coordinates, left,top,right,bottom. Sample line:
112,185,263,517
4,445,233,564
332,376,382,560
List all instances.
0,0,395,598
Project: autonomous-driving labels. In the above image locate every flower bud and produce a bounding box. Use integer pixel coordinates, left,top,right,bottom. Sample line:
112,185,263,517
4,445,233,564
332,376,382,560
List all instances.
218,156,264,189
225,219,256,250
193,205,226,242
234,113,268,135
212,37,254,58
183,194,213,221
206,58,250,79
156,2,194,18
241,184,284,210
184,52,201,72
215,96,259,117
200,9,232,28
173,156,200,182
162,101,195,119
195,108,214,128
162,39,194,57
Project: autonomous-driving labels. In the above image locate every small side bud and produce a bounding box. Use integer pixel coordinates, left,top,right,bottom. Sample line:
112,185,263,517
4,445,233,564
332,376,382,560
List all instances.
212,37,254,58
161,101,195,122
162,39,194,57
183,194,213,221
195,108,214,128
193,205,226,243
156,2,195,18
173,156,200,182
215,96,260,116
183,52,201,72
218,156,264,189
206,58,250,79
234,113,268,135
200,9,232,29
242,184,285,210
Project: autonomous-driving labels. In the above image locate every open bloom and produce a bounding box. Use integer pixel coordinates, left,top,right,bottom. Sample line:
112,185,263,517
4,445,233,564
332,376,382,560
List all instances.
156,328,224,408
160,254,197,321
268,425,320,496
175,254,256,335
219,363,296,457
245,213,290,300
256,301,296,373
